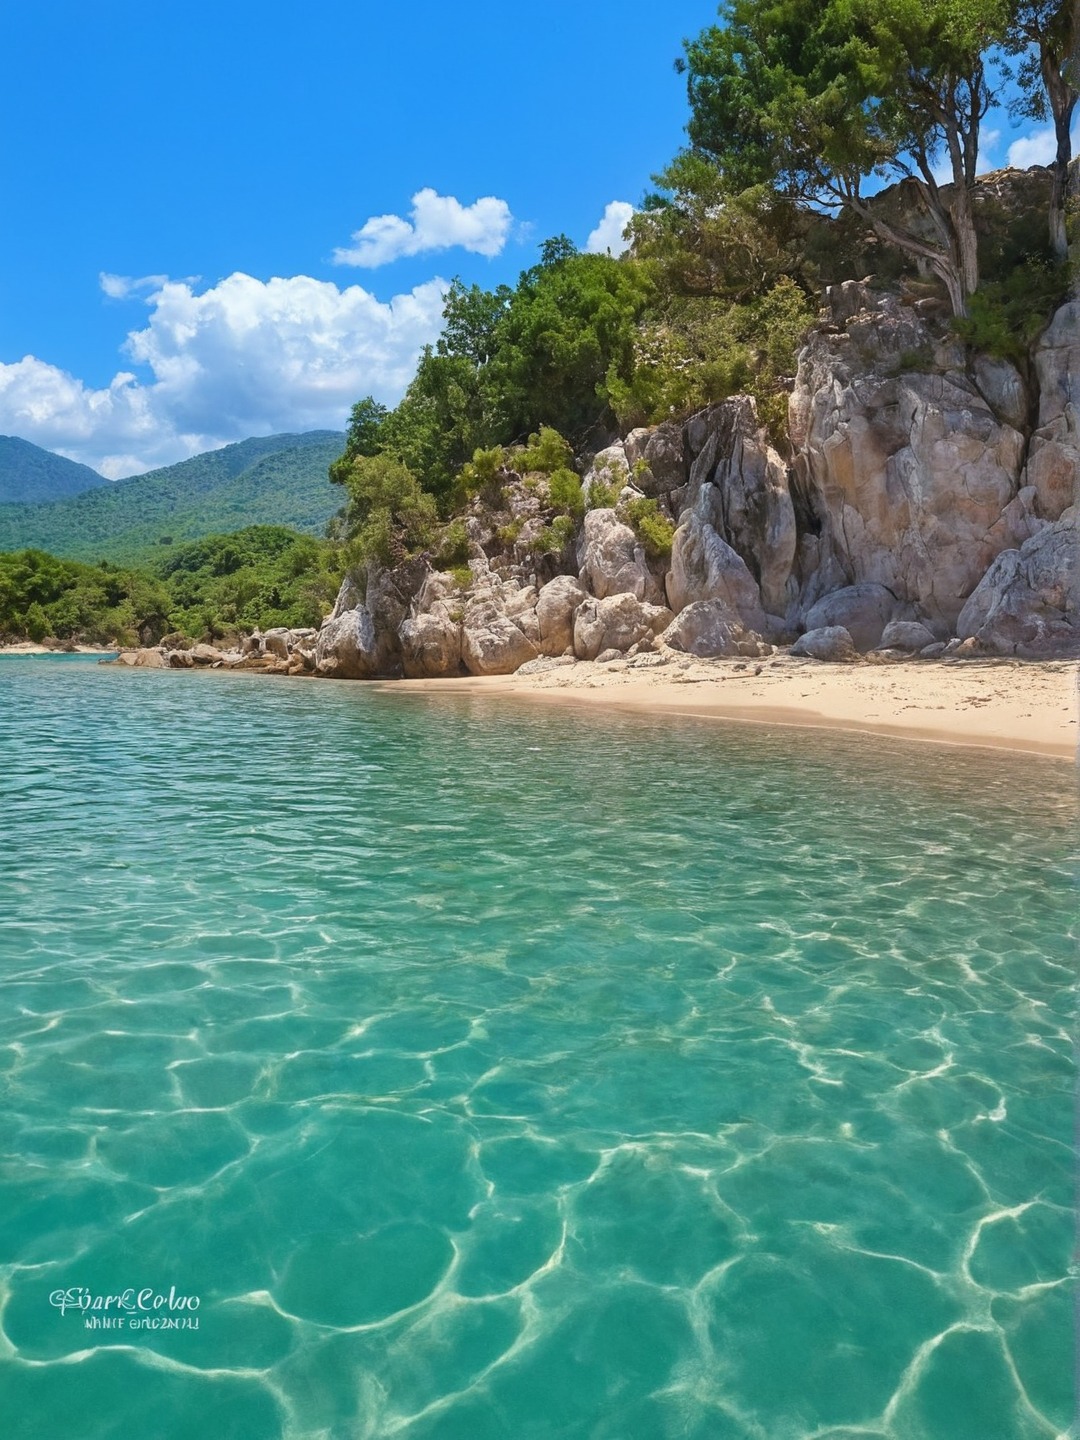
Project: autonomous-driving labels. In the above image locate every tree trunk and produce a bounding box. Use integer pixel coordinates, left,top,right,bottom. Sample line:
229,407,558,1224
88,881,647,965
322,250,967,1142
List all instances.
1048,99,1076,261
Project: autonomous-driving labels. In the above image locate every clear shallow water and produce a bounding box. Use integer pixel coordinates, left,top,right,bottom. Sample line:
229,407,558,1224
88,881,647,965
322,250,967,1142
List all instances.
0,658,1075,1440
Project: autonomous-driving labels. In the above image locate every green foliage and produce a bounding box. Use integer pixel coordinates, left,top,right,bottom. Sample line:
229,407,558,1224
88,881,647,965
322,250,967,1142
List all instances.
606,276,813,440
0,436,106,506
459,445,508,507
677,0,1010,314
0,548,173,645
619,497,676,560
516,427,573,474
0,432,344,563
951,257,1070,361
529,515,576,556
586,477,619,510
329,396,388,485
434,518,471,570
449,565,473,589
338,453,438,567
546,467,585,518
159,527,342,637
495,518,524,548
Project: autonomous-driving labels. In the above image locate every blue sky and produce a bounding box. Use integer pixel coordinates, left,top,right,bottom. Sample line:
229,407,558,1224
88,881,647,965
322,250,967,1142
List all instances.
0,0,1066,476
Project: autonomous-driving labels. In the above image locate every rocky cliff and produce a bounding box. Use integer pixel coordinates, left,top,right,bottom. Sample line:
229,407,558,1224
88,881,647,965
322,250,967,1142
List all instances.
293,277,1076,677
130,276,1077,679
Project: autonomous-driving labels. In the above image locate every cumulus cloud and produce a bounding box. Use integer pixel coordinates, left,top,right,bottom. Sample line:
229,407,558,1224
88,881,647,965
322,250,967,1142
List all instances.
585,201,635,257
1006,121,1080,170
333,188,513,267
0,273,449,476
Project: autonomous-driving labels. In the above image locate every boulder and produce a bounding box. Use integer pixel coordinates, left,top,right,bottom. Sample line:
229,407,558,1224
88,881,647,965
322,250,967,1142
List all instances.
261,629,291,660
574,594,673,661
877,619,938,652
189,643,223,665
955,509,1080,657
623,421,687,500
400,611,463,677
167,649,195,668
461,589,538,675
576,508,663,604
535,575,586,655
112,648,166,668
790,626,859,662
666,511,767,631
659,600,768,658
315,607,378,679
805,583,901,651
582,444,629,503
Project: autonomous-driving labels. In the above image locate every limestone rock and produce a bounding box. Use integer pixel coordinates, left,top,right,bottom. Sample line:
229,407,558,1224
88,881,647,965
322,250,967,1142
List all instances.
955,509,1079,657
576,508,663,604
877,619,938,652
789,292,1028,628
261,629,291,660
790,626,859,662
1026,299,1080,519
666,511,768,631
315,607,378,679
660,600,768,658
189,643,223,665
805,583,901,651
112,648,166,668
400,611,463,677
582,444,629,503
623,421,687,500
574,593,673,661
535,575,586,656
461,589,538,675
398,571,463,678
682,398,797,614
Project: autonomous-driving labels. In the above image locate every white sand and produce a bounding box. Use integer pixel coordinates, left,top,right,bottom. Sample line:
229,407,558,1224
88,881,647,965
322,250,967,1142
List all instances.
380,656,1079,760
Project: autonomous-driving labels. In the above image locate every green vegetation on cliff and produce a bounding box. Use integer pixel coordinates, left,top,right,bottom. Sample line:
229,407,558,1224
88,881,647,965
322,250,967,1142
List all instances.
0,432,344,563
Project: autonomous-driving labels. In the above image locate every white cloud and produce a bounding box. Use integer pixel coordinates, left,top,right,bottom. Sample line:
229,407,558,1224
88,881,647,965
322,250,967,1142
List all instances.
0,273,449,476
585,201,635,257
1007,126,1057,168
99,272,170,300
333,188,513,268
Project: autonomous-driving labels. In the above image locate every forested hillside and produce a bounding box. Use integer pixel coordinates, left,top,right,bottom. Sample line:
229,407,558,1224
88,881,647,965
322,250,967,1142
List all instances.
0,436,107,505
0,431,344,562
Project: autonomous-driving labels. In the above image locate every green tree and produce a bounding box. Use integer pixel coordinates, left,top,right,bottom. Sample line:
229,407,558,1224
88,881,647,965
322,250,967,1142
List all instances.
1004,0,1079,259
338,454,438,567
678,0,1009,315
329,396,389,486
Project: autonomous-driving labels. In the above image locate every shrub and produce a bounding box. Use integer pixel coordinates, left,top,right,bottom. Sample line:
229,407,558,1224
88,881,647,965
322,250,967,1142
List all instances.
619,496,676,560
516,427,573,475
547,467,585,517
434,518,470,570
952,258,1069,363
529,515,577,555
586,477,619,510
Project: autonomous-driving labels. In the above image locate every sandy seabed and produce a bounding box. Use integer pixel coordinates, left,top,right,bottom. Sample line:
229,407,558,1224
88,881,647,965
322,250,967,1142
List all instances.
379,655,1079,761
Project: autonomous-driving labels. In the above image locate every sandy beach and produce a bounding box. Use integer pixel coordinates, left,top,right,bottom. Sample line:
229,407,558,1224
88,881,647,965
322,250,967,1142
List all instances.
379,655,1079,760
0,642,118,656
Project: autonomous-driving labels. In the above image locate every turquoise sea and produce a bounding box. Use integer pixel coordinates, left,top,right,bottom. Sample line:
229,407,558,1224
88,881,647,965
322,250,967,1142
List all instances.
0,656,1075,1440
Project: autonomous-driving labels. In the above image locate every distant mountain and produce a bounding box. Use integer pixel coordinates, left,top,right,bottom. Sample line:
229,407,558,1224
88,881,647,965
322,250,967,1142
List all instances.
0,435,108,505
0,431,345,562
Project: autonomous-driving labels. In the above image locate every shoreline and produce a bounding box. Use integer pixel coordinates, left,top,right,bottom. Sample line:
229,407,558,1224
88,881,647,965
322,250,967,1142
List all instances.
0,643,119,656
371,657,1079,761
